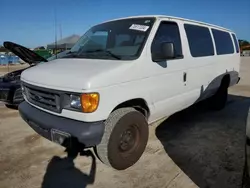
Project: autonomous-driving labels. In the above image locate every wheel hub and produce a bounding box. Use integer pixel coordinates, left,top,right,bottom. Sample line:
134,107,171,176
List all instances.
120,130,134,150
119,125,139,153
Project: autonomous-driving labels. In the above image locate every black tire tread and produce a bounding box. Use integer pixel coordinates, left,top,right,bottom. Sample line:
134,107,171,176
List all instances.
210,80,228,111
96,107,138,167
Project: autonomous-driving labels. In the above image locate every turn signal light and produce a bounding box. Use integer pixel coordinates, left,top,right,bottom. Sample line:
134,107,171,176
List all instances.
81,93,99,113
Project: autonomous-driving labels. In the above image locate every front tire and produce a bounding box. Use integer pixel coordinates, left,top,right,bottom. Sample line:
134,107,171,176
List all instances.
95,107,149,170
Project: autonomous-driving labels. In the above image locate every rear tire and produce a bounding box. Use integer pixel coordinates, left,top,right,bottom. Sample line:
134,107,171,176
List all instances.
209,80,228,111
95,107,149,170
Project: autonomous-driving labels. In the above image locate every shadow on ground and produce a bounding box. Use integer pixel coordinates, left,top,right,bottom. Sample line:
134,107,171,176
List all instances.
41,149,96,188
156,95,250,188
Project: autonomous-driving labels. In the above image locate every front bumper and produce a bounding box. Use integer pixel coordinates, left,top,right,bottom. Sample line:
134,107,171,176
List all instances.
0,83,23,105
18,102,105,148
0,88,10,102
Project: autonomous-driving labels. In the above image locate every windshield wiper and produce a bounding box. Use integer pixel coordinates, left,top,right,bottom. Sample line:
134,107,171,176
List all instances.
84,49,121,60
60,51,78,58
66,51,76,54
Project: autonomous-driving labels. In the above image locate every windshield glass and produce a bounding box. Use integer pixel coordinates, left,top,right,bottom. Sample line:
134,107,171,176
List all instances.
46,50,70,61
63,17,155,60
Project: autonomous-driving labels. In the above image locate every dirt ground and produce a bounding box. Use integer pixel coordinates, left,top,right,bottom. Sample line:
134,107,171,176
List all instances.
0,58,250,188
0,64,29,74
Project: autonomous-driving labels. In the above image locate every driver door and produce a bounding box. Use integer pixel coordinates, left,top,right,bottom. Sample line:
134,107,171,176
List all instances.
147,21,189,121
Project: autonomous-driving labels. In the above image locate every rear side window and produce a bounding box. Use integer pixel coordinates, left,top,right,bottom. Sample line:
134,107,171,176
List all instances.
151,21,183,58
212,29,234,55
232,33,239,53
184,24,214,57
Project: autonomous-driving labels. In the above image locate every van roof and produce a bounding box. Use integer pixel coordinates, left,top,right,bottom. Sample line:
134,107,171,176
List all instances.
102,15,233,33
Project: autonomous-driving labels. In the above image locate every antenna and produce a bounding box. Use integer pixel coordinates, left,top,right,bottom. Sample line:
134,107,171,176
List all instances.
54,7,58,58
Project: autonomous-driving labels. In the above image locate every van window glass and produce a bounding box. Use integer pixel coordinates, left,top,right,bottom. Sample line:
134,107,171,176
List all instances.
67,17,156,60
114,34,145,47
84,31,108,50
212,29,234,55
151,21,182,58
232,33,239,53
184,24,214,57
115,34,130,46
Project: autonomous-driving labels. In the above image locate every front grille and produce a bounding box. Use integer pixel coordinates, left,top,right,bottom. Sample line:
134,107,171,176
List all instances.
24,84,61,113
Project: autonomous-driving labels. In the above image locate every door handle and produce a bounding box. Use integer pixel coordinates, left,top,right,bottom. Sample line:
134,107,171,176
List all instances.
183,72,187,82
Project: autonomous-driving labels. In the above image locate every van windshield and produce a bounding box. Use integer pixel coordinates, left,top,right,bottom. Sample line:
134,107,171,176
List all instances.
64,17,155,60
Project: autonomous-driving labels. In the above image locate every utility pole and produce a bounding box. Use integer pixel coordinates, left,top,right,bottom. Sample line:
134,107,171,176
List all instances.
54,6,58,58
59,24,62,40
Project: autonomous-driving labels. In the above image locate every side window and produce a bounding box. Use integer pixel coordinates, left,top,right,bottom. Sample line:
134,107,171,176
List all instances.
232,33,239,53
212,29,234,55
184,24,214,57
151,21,182,57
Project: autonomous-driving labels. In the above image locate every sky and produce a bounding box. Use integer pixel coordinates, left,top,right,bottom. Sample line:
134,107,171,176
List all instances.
1,0,249,48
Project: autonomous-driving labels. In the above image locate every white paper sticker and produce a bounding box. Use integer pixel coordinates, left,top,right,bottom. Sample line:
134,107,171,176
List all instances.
129,24,149,32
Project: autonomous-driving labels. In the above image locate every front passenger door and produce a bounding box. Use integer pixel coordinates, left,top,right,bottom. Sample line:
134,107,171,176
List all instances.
148,21,188,121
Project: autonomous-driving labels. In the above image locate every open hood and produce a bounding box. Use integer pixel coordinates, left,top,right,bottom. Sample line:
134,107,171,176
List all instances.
3,41,48,65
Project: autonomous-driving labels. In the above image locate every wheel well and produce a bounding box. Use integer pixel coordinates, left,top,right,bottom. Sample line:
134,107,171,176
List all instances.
112,99,150,119
221,74,230,88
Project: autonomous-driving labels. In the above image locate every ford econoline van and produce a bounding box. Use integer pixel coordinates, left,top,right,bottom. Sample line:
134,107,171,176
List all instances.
8,15,240,170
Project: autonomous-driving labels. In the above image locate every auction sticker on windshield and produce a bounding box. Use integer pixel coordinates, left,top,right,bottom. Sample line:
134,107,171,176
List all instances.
129,24,149,32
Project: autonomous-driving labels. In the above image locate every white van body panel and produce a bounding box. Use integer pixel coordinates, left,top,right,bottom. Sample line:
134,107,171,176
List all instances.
21,58,138,91
20,15,240,123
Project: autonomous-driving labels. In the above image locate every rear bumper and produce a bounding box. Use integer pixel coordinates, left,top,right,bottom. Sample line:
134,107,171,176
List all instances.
18,102,105,148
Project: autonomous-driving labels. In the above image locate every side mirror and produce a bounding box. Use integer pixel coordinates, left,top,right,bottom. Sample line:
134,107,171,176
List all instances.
152,42,176,62
162,42,175,59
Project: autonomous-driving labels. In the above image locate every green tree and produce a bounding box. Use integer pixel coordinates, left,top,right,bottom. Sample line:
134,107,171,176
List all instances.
238,39,250,47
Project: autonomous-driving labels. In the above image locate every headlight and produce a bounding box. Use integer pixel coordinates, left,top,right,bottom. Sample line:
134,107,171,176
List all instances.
70,94,82,109
70,93,99,113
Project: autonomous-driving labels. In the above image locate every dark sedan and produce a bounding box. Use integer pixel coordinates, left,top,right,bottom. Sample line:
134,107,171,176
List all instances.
0,67,28,108
0,41,69,108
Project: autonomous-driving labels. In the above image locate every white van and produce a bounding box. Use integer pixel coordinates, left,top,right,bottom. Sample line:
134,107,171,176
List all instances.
9,15,241,170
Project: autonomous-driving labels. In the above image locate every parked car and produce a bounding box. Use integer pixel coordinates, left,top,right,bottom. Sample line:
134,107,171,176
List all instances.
7,15,240,170
243,108,250,187
0,42,48,108
0,43,69,108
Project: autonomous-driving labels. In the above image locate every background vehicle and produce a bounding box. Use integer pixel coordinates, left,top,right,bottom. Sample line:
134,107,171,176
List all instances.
243,109,250,187
10,15,240,170
0,42,69,108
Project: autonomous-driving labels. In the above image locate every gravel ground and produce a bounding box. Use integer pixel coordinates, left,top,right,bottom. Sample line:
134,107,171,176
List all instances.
0,57,250,188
